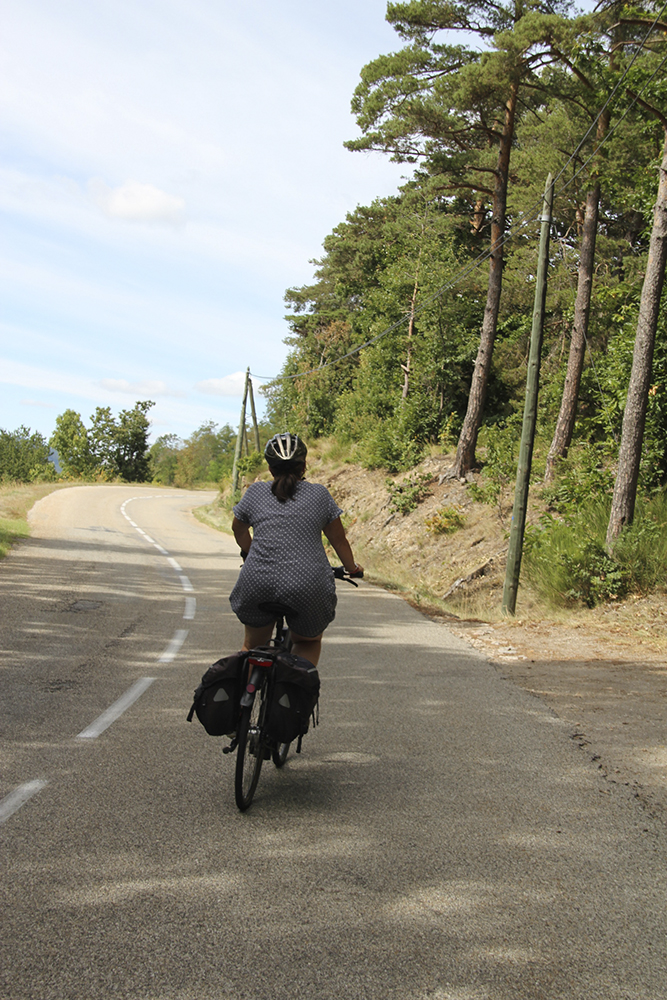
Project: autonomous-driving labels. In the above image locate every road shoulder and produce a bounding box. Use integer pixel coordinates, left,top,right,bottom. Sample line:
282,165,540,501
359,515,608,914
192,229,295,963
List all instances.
441,614,667,822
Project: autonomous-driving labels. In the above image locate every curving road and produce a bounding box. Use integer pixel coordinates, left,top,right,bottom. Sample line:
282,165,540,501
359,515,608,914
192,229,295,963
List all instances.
1,484,666,1000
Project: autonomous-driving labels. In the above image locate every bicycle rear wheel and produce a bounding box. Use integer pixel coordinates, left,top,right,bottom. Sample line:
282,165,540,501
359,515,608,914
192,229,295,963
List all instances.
235,692,265,811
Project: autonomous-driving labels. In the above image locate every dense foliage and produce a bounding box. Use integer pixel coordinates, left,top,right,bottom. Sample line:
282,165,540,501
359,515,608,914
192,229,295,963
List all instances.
49,401,155,482
0,427,56,483
265,1,667,485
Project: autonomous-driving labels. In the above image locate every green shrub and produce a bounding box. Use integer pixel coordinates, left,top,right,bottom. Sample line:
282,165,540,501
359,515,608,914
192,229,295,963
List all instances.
238,450,264,481
524,494,667,607
612,494,667,592
424,505,466,535
386,473,432,515
356,416,424,472
524,507,627,607
468,481,500,504
559,541,628,606
541,446,614,518
468,423,518,504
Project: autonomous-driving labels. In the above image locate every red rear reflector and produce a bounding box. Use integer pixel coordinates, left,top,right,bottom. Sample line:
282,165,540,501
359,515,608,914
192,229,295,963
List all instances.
248,657,273,668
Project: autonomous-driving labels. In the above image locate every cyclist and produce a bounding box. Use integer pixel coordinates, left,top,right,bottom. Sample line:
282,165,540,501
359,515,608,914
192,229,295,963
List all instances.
230,432,362,666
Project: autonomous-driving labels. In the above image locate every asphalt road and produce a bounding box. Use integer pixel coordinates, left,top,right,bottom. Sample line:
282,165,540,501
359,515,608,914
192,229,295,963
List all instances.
1,484,665,1000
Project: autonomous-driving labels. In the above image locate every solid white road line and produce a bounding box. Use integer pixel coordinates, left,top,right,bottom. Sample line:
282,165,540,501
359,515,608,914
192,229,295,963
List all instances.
184,596,196,620
76,677,157,739
158,629,189,663
0,780,48,825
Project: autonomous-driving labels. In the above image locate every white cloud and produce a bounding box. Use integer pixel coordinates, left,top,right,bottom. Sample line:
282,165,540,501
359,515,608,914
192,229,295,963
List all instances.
196,372,247,396
98,378,183,397
89,179,186,225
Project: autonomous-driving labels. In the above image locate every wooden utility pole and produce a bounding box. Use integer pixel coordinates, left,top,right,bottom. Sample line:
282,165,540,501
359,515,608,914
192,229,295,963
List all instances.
502,175,554,615
248,378,261,452
231,368,250,496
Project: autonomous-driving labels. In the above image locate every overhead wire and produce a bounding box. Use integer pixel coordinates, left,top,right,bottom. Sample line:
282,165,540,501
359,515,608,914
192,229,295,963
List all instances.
251,4,667,384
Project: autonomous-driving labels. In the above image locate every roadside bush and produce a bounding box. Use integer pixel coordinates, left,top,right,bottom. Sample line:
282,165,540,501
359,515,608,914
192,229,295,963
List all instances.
354,415,424,472
523,507,627,607
386,473,432,515
468,423,518,504
424,505,466,535
541,445,614,518
238,450,264,483
524,494,667,607
612,493,667,592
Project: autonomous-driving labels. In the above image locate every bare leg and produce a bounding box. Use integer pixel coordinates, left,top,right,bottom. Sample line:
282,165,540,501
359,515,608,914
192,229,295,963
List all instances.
242,623,274,651
290,630,323,667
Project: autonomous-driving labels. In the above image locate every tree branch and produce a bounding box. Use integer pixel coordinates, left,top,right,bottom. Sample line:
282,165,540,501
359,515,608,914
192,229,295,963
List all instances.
612,17,667,33
548,45,595,89
627,88,667,130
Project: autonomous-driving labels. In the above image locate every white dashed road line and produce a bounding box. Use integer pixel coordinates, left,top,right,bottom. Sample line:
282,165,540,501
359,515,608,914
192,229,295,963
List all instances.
158,629,189,663
0,780,48,825
77,677,157,739
120,496,196,626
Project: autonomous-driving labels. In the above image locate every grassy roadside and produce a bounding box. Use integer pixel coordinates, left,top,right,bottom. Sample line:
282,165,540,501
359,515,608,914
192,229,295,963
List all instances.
0,481,69,559
193,500,233,536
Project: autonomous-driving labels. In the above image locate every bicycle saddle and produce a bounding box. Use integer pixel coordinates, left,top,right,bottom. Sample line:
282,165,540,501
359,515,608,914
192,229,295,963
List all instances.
257,601,298,618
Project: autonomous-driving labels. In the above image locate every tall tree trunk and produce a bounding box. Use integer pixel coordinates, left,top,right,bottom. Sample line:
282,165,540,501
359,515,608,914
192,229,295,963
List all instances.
545,111,609,483
402,218,426,400
544,183,600,480
402,272,420,399
606,127,667,549
450,79,519,478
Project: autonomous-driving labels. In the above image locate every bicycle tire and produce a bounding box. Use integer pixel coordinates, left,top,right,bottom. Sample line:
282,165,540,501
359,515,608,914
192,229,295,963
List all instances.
235,694,265,811
272,742,290,768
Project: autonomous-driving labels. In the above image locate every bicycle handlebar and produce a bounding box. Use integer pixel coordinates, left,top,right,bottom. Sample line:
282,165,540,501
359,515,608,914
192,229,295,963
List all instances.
333,565,363,587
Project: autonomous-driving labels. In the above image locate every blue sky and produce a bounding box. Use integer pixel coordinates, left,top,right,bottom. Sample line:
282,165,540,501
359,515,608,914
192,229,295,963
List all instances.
1,0,408,441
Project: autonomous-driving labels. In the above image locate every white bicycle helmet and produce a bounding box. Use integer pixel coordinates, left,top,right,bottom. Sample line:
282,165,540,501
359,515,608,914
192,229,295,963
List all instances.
264,432,307,464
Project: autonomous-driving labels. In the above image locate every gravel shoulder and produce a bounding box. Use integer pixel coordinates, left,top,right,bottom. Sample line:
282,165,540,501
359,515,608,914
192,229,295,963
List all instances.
442,610,667,822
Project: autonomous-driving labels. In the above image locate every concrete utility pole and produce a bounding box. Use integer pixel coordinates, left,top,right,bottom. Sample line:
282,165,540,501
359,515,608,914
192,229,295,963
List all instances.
502,174,554,615
231,368,250,496
248,378,261,452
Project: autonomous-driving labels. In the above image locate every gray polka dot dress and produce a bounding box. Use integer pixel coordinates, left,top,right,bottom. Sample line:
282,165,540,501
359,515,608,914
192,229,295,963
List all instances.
230,480,343,637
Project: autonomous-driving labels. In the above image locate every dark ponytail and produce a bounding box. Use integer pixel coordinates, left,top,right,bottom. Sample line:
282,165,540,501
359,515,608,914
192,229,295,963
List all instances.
268,460,305,502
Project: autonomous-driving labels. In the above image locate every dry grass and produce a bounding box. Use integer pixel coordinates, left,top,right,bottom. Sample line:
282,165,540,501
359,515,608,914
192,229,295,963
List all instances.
0,481,67,558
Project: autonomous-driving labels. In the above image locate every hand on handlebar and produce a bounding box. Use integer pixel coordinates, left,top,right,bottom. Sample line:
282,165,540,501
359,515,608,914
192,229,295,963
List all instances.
333,564,364,586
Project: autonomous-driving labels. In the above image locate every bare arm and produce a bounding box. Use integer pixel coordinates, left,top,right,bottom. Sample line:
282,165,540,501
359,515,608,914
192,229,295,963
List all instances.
323,517,362,575
232,516,252,554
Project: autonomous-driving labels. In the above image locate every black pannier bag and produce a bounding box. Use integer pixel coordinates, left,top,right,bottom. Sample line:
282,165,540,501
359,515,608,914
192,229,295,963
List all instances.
187,652,246,736
265,652,320,745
